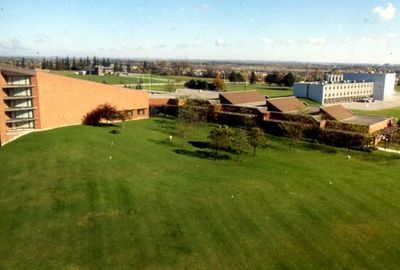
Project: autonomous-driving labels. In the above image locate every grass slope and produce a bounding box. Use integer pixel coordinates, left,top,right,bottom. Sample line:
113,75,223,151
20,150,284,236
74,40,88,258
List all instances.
1,118,399,269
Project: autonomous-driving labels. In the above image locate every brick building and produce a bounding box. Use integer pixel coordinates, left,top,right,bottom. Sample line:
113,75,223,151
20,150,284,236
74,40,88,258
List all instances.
0,65,149,145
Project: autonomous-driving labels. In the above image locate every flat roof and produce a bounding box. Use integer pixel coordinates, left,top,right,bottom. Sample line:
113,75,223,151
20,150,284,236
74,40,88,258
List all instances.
219,90,266,105
341,114,392,126
0,64,36,76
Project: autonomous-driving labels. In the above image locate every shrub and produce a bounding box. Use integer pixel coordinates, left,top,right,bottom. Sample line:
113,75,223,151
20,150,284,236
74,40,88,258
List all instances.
82,103,119,126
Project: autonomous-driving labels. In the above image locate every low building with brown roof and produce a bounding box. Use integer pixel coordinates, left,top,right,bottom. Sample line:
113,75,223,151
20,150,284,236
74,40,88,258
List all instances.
219,90,266,106
266,96,307,113
320,104,354,121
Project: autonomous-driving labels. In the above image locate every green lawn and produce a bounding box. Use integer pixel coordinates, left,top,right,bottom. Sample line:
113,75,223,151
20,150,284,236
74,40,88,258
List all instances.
352,107,400,119
225,83,293,97
53,71,183,85
1,117,399,269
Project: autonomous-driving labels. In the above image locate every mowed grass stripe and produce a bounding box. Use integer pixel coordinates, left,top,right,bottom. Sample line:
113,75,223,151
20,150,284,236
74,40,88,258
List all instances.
0,117,399,269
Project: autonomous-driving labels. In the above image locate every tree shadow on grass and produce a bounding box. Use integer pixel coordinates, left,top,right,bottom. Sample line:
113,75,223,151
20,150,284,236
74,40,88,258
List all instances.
148,139,174,146
85,123,118,128
188,141,211,149
173,149,231,160
301,142,338,154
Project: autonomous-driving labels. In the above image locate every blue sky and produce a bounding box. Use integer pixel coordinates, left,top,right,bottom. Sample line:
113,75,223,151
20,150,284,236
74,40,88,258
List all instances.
0,0,399,64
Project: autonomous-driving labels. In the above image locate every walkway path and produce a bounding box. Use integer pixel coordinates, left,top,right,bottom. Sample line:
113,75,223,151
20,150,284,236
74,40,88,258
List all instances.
377,146,400,154
343,94,400,111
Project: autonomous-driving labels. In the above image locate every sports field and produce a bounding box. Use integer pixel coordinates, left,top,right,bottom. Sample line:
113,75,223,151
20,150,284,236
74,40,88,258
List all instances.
0,117,399,269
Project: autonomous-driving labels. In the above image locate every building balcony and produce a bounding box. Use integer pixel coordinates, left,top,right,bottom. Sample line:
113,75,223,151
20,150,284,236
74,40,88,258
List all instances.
6,117,36,124
4,106,36,112
2,84,35,89
3,96,35,101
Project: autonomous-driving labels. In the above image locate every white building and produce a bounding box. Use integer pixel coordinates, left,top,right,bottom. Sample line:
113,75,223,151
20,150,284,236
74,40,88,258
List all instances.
294,72,396,105
294,81,374,105
343,72,396,100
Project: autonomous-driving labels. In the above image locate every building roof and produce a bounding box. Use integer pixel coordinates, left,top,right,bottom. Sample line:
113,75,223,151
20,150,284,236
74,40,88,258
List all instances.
0,64,36,76
320,104,354,121
175,88,220,100
219,90,266,105
266,96,306,112
341,114,392,126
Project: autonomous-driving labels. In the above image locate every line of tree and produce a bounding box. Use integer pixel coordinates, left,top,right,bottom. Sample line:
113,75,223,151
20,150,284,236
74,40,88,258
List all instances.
40,56,112,71
208,125,267,162
184,73,225,91
265,71,296,87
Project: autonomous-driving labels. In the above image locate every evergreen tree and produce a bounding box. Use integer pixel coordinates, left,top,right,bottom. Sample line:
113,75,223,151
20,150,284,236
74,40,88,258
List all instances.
71,57,77,70
55,57,60,70
41,57,46,69
249,71,257,84
21,57,26,68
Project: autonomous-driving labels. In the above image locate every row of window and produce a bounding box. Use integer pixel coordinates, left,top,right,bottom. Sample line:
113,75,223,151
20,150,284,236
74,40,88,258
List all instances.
325,84,372,90
324,90,372,98
6,76,31,86
7,120,35,130
4,87,32,97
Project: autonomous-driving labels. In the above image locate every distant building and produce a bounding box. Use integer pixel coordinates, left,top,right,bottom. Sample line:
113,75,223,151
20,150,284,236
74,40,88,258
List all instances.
94,65,114,75
0,65,149,145
293,72,396,104
293,80,374,105
343,72,396,100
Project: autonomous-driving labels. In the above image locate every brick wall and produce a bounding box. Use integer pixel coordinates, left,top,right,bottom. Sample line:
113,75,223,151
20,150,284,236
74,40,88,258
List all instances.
0,74,6,144
36,71,149,129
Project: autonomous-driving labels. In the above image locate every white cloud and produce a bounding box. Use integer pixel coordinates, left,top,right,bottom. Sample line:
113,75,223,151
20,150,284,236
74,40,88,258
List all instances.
34,33,51,43
360,37,375,44
387,33,397,39
308,37,326,44
360,35,394,44
372,2,396,21
199,4,209,11
260,37,273,44
166,25,177,31
215,37,226,47
287,39,295,44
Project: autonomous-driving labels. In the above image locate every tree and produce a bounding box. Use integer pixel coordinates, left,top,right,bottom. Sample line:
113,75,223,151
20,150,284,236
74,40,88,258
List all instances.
208,125,232,161
21,57,26,68
249,127,267,157
283,72,295,87
249,71,257,85
265,73,276,84
71,57,77,70
228,71,245,82
213,72,225,91
82,103,120,125
230,129,250,163
280,122,304,149
41,57,46,69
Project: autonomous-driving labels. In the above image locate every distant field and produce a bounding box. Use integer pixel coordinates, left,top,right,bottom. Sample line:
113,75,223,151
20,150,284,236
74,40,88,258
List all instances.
1,117,399,269
53,71,182,85
352,107,400,119
225,83,293,97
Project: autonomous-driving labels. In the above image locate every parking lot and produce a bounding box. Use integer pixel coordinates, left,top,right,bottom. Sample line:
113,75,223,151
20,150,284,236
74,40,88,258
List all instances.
343,93,400,111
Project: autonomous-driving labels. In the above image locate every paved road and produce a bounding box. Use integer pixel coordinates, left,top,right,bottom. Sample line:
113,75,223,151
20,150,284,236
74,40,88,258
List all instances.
377,146,400,154
343,93,400,111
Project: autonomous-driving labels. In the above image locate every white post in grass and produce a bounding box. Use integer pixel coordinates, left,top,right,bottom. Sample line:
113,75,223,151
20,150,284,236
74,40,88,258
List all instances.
109,141,114,160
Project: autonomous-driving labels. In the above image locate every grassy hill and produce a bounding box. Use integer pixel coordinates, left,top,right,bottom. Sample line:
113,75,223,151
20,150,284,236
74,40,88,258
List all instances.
1,118,399,269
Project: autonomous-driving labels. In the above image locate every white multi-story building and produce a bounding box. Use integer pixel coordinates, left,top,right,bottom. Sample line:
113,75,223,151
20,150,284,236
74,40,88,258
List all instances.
343,72,396,100
294,81,374,105
294,72,396,105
